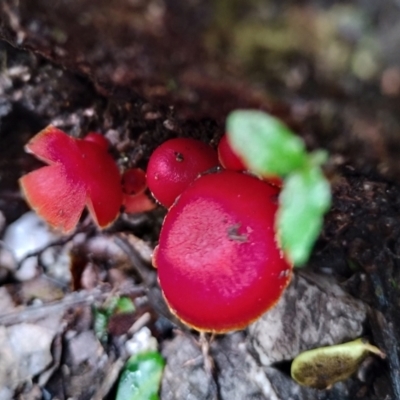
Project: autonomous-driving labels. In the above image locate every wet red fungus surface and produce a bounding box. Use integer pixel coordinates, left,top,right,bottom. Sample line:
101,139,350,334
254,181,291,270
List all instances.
153,170,292,332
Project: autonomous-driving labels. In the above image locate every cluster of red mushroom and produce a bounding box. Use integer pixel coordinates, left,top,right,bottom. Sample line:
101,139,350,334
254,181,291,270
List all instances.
19,126,155,234
148,135,292,333
20,127,292,333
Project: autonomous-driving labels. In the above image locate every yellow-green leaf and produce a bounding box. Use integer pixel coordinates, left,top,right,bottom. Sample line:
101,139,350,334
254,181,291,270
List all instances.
291,338,385,389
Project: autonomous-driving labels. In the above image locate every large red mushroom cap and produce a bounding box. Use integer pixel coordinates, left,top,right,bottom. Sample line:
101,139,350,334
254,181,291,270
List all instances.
146,138,219,208
154,170,292,333
19,126,123,233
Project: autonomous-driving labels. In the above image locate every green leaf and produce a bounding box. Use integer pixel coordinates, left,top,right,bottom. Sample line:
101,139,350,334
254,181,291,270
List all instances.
115,296,136,314
116,351,165,400
226,109,331,266
93,296,135,341
93,297,117,341
277,166,331,266
227,110,308,176
93,307,109,342
291,338,385,389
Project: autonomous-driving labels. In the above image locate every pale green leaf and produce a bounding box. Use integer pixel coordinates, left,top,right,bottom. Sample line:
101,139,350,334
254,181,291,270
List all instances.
277,166,331,266
227,110,308,176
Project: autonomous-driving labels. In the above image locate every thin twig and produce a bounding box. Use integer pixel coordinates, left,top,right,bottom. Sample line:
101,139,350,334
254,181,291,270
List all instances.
0,288,108,326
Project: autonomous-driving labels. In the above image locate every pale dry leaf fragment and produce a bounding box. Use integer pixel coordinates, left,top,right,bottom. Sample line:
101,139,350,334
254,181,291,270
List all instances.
291,338,385,389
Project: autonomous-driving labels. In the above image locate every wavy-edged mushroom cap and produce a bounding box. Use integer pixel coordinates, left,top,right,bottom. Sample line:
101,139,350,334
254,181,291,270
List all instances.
19,126,122,233
147,138,219,208
154,170,292,332
76,139,123,228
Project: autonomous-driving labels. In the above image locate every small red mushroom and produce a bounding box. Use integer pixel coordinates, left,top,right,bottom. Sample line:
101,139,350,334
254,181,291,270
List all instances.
146,138,219,208
19,126,123,233
121,168,147,196
123,192,156,214
153,170,292,332
83,132,110,151
218,133,246,171
121,168,156,214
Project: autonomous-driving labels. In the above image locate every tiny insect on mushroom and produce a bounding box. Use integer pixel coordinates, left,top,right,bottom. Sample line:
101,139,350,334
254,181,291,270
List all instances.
153,170,292,333
121,168,156,214
146,138,219,208
19,126,123,233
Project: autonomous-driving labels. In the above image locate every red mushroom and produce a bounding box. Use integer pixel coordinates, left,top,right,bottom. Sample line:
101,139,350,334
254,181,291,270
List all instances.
83,132,110,151
121,168,147,196
153,170,292,332
123,192,156,214
146,138,219,208
218,133,246,171
19,126,123,233
121,168,156,214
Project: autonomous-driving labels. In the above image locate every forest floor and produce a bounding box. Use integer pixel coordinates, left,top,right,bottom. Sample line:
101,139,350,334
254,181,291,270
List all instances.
2,3,400,399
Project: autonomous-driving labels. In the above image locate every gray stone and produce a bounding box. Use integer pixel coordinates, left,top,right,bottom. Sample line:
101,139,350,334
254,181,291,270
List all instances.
248,273,367,366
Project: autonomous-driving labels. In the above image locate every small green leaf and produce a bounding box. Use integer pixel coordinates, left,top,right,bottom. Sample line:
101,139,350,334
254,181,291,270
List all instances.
227,110,308,176
115,296,136,314
277,166,331,266
93,307,109,342
93,296,135,341
291,338,385,389
116,351,165,400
